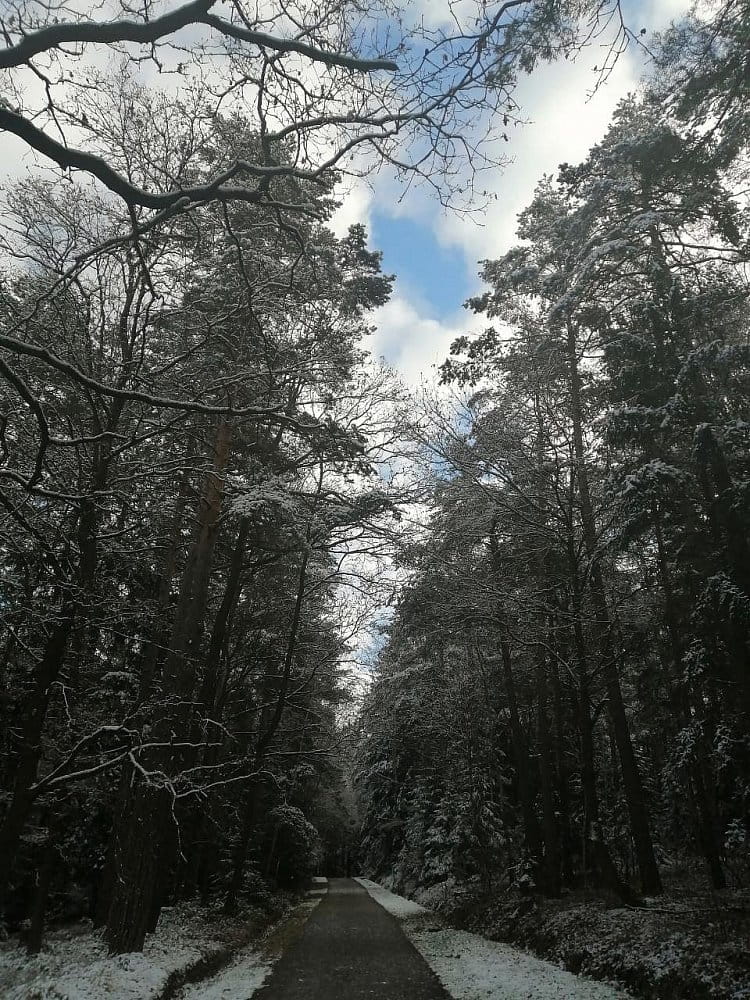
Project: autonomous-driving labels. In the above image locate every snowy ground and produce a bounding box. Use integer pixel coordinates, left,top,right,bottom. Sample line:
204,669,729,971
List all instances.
0,896,312,1000
172,897,322,1000
307,876,329,898
355,878,632,1000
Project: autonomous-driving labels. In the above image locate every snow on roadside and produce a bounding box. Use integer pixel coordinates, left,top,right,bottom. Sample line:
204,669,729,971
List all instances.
356,878,631,1000
0,900,281,1000
173,952,272,1000
356,878,427,919
308,877,329,897
174,896,322,1000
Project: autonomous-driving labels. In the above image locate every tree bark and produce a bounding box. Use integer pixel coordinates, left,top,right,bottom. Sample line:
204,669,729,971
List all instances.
198,516,250,717
104,775,166,954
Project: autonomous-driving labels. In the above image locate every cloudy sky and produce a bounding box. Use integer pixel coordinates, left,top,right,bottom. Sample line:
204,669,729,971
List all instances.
333,0,691,386
0,0,689,391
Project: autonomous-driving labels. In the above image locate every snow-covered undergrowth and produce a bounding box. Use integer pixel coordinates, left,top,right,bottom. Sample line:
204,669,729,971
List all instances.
451,887,750,1000
172,897,322,1000
356,878,630,999
0,898,286,1000
376,874,750,1000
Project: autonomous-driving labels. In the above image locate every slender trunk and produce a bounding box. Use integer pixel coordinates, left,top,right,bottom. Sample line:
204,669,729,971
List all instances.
566,320,662,896
695,425,750,716
26,834,57,954
224,776,262,914
535,647,560,895
499,638,542,869
105,420,233,953
162,419,233,703
0,606,74,909
565,498,639,904
488,526,542,870
571,604,639,904
199,517,250,717
181,519,250,896
532,402,560,895
225,544,311,910
139,462,193,700
549,650,574,884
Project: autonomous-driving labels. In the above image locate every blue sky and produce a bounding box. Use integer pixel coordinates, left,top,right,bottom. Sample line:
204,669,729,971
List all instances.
371,213,473,319
333,0,691,384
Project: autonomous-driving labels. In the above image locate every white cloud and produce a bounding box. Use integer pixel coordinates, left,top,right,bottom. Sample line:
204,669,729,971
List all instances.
368,294,481,384
0,133,36,187
435,47,640,263
330,179,374,238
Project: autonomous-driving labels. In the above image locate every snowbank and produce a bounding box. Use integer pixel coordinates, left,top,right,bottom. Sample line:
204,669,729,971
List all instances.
356,878,630,1000
0,899,287,1000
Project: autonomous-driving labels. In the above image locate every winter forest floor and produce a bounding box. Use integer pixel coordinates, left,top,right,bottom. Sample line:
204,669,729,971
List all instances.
2,875,748,999
0,890,305,1000
402,871,750,1000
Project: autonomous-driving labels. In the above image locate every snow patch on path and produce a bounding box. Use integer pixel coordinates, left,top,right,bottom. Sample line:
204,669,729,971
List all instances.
356,878,631,1000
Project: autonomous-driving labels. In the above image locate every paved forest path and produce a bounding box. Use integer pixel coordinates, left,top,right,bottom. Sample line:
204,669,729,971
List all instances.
251,877,450,1000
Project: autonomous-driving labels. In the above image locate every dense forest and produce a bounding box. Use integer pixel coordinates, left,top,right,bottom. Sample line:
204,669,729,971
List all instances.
357,0,750,942
0,0,748,995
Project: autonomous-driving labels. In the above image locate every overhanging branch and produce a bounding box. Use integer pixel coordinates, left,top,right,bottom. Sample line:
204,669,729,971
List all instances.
0,1,398,73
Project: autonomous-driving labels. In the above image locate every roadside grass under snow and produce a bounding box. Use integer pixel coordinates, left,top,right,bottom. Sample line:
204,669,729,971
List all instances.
172,897,322,1000
355,877,631,1000
0,897,292,1000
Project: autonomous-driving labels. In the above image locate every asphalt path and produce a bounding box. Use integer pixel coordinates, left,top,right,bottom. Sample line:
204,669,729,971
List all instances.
251,878,451,1000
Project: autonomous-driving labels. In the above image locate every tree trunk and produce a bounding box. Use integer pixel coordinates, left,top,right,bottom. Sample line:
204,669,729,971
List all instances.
198,517,250,717
138,460,193,701
549,649,574,884
105,420,233,953
26,835,57,954
535,647,560,895
499,638,543,872
162,419,233,704
566,319,662,896
0,606,74,909
532,402,560,895
225,541,312,910
224,777,262,914
104,773,166,954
